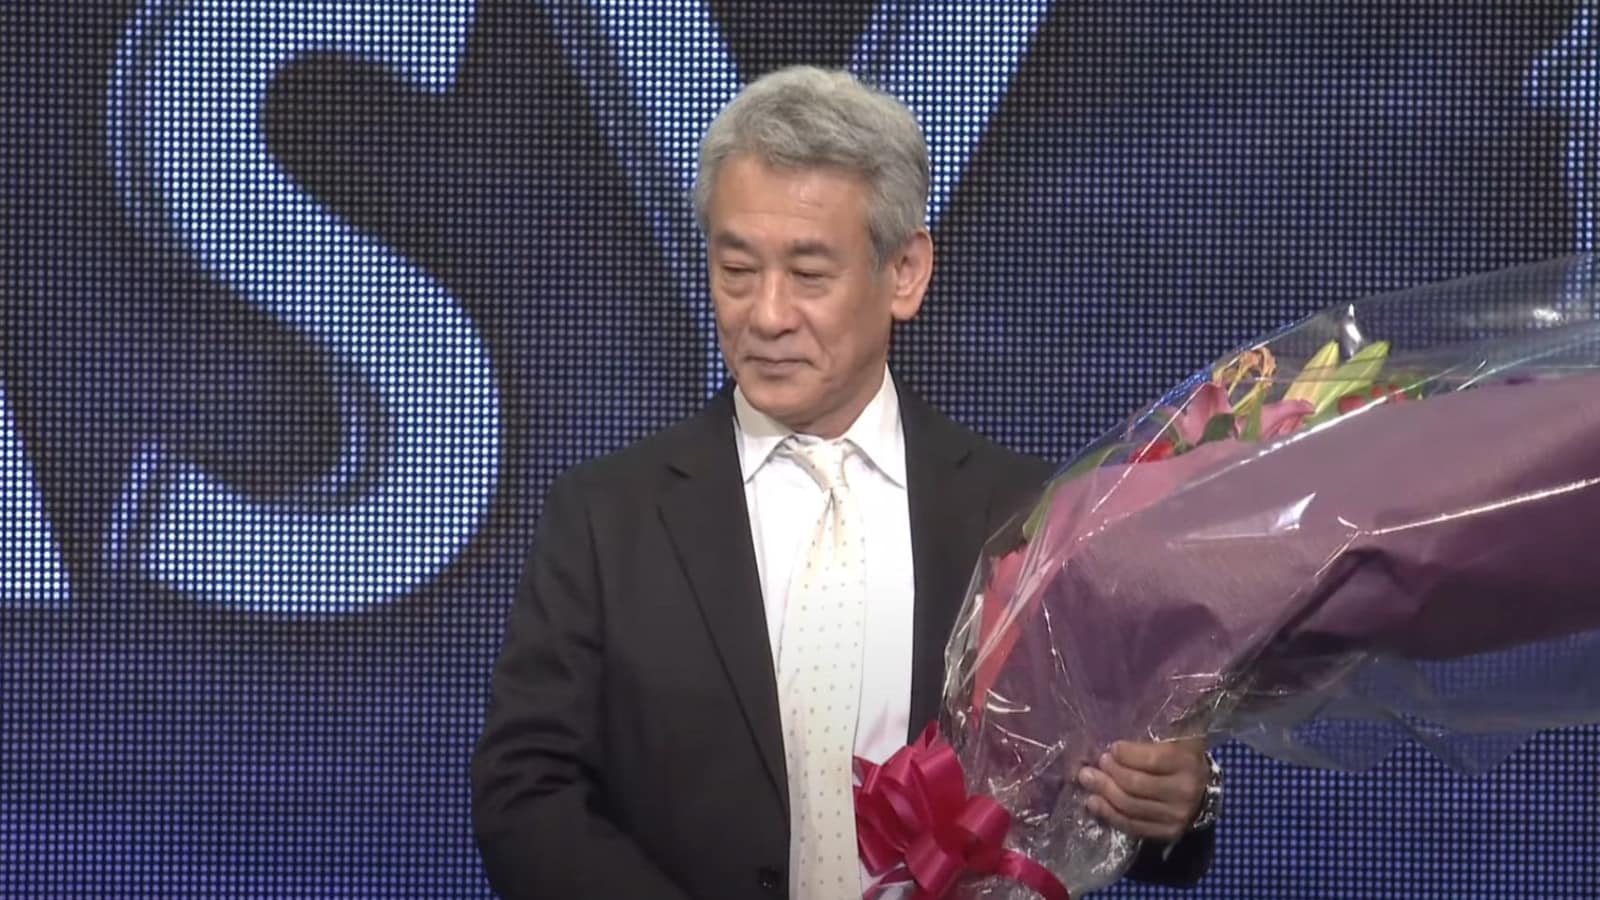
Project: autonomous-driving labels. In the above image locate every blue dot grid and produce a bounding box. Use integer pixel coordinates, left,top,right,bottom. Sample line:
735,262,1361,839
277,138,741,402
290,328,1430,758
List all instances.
3,1,1597,898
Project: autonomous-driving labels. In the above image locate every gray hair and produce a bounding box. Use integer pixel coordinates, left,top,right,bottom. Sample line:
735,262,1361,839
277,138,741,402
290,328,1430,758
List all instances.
692,66,930,267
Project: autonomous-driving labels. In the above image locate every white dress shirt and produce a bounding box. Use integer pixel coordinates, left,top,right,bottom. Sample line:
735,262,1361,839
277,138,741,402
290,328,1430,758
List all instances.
732,367,915,770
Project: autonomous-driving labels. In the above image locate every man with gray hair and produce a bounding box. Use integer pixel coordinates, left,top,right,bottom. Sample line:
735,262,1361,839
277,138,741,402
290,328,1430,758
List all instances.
472,65,1216,899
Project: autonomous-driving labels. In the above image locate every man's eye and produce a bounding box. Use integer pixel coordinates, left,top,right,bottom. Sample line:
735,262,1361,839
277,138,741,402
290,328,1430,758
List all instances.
795,271,828,282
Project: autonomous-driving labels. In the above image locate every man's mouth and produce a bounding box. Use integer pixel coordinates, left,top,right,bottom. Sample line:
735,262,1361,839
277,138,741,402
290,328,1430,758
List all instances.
746,356,805,369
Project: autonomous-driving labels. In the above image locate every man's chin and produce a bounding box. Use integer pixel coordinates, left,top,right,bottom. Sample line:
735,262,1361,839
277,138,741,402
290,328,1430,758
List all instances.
737,379,812,424
740,382,798,410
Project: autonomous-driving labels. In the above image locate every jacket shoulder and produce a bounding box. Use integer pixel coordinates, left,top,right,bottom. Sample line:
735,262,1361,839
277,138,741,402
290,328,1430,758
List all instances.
930,408,1056,485
553,406,721,499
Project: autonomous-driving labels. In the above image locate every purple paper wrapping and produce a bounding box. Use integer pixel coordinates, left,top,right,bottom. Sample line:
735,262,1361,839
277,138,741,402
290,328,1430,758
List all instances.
936,255,1600,897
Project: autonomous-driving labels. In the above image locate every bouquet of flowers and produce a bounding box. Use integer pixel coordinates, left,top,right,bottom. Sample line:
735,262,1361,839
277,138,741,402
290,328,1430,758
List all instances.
854,255,1600,898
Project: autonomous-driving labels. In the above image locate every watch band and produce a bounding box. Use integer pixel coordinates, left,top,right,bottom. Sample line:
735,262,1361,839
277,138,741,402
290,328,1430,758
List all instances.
1189,753,1223,831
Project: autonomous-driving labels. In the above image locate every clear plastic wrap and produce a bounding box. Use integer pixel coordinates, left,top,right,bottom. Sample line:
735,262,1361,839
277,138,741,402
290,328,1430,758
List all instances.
935,254,1600,897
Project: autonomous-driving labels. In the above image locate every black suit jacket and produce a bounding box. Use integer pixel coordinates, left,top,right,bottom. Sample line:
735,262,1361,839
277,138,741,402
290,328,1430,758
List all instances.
472,382,1212,898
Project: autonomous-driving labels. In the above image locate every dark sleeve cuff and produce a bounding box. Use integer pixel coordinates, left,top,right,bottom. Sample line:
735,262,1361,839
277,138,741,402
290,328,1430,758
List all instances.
1124,824,1216,888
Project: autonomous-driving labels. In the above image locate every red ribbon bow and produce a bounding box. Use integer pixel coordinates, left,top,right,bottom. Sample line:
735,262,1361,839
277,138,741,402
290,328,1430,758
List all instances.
853,723,1070,900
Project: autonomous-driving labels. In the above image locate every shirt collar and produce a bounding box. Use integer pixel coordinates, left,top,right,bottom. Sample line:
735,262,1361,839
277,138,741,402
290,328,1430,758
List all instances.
732,367,907,488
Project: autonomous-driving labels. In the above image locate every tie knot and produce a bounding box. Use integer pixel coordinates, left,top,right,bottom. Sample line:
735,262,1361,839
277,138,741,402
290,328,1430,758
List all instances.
785,438,851,493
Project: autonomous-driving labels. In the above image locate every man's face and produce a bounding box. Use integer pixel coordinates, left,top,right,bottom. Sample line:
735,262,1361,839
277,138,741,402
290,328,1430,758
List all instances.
705,154,929,438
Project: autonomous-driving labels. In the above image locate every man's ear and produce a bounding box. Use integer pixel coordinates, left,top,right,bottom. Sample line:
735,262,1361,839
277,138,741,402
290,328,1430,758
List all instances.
888,229,933,322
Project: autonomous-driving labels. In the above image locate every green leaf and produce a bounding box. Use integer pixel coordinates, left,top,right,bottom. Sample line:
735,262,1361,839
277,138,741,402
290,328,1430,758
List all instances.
1199,413,1236,445
1239,404,1263,442
1386,368,1430,400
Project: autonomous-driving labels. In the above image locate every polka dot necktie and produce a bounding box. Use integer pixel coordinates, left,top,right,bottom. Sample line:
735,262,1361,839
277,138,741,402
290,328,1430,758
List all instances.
777,438,868,899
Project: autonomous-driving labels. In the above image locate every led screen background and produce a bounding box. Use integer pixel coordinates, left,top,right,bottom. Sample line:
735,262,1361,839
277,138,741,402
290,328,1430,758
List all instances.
3,1,1598,895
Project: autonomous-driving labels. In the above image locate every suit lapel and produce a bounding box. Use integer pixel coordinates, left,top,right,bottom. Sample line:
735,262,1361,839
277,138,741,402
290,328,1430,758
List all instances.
657,390,789,811
900,384,992,741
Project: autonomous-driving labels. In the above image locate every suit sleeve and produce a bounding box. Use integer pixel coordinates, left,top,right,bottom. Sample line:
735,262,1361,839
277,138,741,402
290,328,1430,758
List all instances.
471,471,693,900
1125,826,1215,887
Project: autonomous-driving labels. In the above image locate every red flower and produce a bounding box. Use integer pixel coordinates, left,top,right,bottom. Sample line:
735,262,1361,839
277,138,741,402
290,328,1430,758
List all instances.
1131,438,1178,463
985,548,1028,606
1336,384,1410,415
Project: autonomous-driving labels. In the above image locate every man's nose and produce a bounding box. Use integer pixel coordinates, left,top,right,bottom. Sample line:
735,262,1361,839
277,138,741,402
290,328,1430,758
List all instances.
748,275,798,335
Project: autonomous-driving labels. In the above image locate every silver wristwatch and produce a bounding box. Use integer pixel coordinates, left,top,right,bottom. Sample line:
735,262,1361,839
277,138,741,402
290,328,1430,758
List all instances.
1189,753,1223,831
